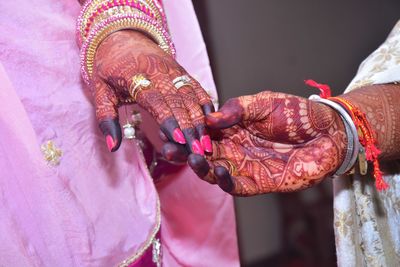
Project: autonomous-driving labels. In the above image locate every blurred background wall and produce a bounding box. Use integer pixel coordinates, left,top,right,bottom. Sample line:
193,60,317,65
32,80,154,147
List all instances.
192,1,400,266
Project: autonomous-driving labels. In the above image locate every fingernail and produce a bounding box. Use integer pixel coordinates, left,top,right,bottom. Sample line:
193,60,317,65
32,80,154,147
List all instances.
215,166,234,193
192,140,204,156
173,129,186,144
201,135,213,153
106,135,115,152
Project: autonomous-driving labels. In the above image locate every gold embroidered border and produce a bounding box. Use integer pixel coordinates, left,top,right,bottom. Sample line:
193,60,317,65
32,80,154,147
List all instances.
118,199,161,267
118,144,162,267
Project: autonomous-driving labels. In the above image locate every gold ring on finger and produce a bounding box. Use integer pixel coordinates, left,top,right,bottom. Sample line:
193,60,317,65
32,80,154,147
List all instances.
172,75,191,89
130,74,152,101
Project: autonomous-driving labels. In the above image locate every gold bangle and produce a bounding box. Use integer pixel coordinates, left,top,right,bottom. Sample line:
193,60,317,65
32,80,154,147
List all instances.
79,0,164,42
81,14,173,83
141,0,165,23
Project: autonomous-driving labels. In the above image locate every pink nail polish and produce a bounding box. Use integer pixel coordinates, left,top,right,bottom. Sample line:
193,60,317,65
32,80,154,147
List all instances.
106,135,115,152
173,129,186,144
201,135,213,153
192,140,205,156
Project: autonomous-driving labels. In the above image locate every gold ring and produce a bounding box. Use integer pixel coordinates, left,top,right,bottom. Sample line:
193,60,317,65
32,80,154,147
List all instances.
130,74,151,101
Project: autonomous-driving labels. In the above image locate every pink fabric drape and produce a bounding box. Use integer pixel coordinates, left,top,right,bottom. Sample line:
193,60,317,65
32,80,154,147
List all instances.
0,0,239,266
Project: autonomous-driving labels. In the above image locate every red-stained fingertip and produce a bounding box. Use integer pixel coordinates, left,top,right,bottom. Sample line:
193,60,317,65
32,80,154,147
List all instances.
173,129,186,144
192,140,205,156
206,112,223,127
201,135,213,153
106,135,115,152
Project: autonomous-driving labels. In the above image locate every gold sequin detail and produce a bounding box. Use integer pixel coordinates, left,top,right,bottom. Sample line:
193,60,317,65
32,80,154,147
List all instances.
41,141,63,166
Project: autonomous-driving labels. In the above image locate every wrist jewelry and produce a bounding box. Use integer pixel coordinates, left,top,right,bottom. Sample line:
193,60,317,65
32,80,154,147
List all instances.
77,0,162,45
309,95,360,177
330,96,387,190
80,13,175,84
78,0,175,85
307,79,388,190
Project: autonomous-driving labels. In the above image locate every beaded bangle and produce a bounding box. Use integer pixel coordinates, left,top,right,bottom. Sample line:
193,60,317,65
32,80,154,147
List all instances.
77,0,163,45
83,4,156,41
80,13,175,84
149,0,167,26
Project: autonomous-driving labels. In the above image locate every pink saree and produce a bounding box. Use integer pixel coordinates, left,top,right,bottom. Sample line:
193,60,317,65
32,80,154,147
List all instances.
0,0,239,266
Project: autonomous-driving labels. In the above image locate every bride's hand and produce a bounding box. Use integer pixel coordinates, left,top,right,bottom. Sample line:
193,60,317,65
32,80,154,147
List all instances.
91,30,214,154
186,91,348,196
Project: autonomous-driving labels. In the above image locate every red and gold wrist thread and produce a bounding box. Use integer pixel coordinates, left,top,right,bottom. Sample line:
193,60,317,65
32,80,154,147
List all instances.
305,79,388,191
329,97,388,190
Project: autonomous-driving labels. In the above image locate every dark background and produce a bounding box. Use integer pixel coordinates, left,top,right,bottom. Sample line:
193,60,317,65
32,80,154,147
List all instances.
192,1,400,266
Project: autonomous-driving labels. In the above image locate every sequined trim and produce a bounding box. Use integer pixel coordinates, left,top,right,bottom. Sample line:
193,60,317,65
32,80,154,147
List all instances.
152,238,162,267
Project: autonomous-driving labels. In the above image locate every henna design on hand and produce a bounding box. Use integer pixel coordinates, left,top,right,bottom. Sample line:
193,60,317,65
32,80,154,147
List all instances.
341,83,400,160
91,30,213,153
190,91,348,196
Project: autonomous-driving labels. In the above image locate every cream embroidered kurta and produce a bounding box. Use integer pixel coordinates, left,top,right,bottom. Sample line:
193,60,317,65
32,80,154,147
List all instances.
334,20,400,267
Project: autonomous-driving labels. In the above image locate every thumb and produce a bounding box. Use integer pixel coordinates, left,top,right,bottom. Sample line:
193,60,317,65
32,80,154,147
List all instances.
206,98,244,129
94,79,122,152
99,119,122,152
206,91,275,129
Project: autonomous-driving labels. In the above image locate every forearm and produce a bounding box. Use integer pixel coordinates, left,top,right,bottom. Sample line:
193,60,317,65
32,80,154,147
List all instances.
340,83,400,160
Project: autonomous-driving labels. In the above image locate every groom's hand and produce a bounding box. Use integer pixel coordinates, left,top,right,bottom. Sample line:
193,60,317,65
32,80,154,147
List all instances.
184,91,348,196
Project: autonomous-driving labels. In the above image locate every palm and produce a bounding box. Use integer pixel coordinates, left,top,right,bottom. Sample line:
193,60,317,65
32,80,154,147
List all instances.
208,123,341,195
190,91,347,196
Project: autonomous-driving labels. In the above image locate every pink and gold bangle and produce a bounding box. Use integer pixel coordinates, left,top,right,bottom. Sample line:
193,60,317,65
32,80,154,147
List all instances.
80,13,175,84
149,0,167,27
83,2,156,41
77,0,163,45
77,0,166,33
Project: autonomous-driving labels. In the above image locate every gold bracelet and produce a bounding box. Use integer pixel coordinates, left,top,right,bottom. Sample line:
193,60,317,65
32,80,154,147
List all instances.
80,13,174,84
78,0,164,43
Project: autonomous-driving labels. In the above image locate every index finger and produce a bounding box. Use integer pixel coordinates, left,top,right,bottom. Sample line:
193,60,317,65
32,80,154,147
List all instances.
188,77,216,115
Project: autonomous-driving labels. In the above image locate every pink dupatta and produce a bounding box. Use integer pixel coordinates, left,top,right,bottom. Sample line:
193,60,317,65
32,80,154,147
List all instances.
0,0,239,266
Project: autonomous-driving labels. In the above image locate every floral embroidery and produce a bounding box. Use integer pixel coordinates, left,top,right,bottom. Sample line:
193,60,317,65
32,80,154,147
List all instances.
347,76,374,91
41,140,63,166
373,40,400,63
334,209,353,237
334,19,400,266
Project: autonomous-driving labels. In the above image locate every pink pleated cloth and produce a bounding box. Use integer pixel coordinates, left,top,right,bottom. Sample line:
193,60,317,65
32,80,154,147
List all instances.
0,0,239,266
